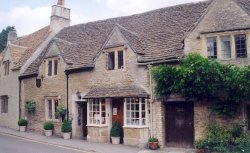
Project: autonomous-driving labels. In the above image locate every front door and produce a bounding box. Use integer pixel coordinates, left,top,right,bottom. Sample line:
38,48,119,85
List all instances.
112,98,124,143
166,102,194,148
82,102,88,138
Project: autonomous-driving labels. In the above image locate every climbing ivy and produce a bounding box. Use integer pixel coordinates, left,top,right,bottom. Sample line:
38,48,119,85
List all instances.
152,53,250,103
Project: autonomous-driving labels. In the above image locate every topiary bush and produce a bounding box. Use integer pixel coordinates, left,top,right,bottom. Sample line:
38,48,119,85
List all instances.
18,118,28,126
110,121,121,137
61,120,72,133
43,121,54,130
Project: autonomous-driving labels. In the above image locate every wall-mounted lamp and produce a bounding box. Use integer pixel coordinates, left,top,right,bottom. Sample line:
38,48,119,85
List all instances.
76,91,81,99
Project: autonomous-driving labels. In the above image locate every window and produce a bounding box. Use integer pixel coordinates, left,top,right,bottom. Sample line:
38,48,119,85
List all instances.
108,52,115,70
235,34,247,58
1,96,8,114
118,50,124,69
207,37,217,59
88,99,107,126
47,59,58,77
221,36,231,59
46,98,59,120
125,98,147,127
3,61,10,75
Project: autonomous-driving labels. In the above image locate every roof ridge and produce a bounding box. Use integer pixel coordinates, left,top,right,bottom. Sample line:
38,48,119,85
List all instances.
9,43,28,49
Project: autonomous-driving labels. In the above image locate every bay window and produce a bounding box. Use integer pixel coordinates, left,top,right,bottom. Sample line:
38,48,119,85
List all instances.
88,99,107,126
124,98,147,127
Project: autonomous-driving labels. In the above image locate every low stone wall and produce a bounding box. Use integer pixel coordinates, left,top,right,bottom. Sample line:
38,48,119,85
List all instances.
123,127,149,148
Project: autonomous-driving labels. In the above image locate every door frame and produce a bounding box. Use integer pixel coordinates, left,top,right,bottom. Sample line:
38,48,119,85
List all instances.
165,101,194,148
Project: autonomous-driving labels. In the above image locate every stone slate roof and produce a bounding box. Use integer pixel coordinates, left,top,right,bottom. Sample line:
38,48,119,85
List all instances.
237,0,250,15
22,1,212,76
10,26,51,70
84,85,150,98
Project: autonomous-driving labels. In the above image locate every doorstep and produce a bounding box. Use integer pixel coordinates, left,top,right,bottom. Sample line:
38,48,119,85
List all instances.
138,147,196,153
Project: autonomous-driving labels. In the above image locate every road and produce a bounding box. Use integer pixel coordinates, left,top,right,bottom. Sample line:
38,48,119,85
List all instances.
0,133,90,153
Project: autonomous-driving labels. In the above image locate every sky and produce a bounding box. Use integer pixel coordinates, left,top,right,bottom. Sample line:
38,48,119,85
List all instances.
0,0,205,36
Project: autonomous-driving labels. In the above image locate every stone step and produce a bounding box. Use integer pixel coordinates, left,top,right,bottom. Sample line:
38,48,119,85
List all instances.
138,148,196,153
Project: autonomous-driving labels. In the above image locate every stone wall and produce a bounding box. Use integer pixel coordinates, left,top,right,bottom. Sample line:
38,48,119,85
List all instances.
123,127,149,148
87,126,109,143
21,56,67,135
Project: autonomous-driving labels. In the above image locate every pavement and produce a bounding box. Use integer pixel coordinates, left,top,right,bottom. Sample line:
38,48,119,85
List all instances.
0,126,196,153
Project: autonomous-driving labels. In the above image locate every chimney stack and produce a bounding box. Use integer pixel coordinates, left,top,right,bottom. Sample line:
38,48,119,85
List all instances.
7,31,17,44
50,0,70,33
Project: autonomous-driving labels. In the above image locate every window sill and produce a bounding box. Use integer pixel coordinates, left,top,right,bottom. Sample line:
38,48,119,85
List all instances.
123,126,149,129
86,124,108,127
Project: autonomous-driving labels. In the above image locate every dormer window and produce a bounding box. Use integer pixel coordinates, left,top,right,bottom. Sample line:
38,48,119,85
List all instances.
47,59,58,77
107,49,124,70
3,60,10,76
235,34,247,58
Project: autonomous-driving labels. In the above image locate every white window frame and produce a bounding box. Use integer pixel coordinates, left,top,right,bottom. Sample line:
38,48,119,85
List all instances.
46,59,58,77
124,98,148,128
87,98,108,127
45,97,59,121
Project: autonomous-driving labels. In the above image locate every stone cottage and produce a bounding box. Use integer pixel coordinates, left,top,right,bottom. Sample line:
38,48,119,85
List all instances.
19,0,250,149
0,0,70,130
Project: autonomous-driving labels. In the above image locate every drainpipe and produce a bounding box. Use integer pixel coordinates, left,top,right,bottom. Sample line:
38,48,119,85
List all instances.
66,72,69,120
18,77,21,119
147,64,153,137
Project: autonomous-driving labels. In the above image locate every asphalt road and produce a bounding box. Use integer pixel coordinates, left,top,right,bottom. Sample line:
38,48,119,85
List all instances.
0,133,90,153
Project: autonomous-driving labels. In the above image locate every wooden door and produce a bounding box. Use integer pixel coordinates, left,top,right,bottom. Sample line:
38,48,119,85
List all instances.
82,102,88,138
112,98,124,143
166,102,194,148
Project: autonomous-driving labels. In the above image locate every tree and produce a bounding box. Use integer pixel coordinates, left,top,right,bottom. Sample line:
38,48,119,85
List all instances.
0,26,16,52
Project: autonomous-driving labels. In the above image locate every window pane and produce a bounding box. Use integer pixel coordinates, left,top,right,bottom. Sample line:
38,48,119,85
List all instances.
221,36,231,59
118,50,124,69
54,100,58,119
1,96,8,113
235,34,247,58
48,100,52,119
108,52,115,70
207,37,217,59
48,61,52,76
54,60,58,75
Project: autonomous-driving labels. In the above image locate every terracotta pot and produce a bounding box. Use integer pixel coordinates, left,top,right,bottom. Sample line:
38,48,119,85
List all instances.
62,132,71,139
19,126,26,132
148,142,159,150
44,130,53,137
196,149,206,153
111,137,120,144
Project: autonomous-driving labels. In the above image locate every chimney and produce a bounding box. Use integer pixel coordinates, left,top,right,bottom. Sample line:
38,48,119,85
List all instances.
7,31,17,44
50,0,70,33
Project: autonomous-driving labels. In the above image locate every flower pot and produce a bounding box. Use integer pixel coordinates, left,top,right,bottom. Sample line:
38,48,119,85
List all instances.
19,126,26,132
148,142,159,150
62,132,71,140
44,130,53,137
196,149,206,153
111,137,120,144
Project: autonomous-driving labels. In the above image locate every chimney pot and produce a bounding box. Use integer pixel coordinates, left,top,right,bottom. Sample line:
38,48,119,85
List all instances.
57,0,65,6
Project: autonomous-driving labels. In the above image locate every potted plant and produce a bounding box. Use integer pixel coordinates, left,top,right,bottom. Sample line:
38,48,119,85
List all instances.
195,140,207,153
18,118,28,132
148,137,159,150
110,121,121,144
43,121,54,137
25,100,36,114
55,105,66,121
61,120,72,139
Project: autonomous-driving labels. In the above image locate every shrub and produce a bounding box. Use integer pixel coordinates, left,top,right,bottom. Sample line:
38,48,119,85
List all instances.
55,105,66,118
43,121,54,130
25,100,36,114
18,118,28,126
61,120,72,133
110,121,121,137
148,137,159,143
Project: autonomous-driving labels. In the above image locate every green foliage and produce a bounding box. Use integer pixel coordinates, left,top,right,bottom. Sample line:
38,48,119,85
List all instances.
110,121,121,137
18,118,28,126
148,137,159,142
152,53,250,117
55,105,66,118
209,102,238,118
25,100,36,114
61,120,72,133
0,26,16,52
196,124,250,153
43,121,54,130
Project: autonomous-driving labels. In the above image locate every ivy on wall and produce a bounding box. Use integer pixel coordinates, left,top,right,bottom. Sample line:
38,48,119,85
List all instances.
152,53,250,117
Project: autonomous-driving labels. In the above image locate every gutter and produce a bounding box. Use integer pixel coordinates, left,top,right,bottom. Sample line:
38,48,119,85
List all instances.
137,58,183,66
18,78,21,119
65,72,69,120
